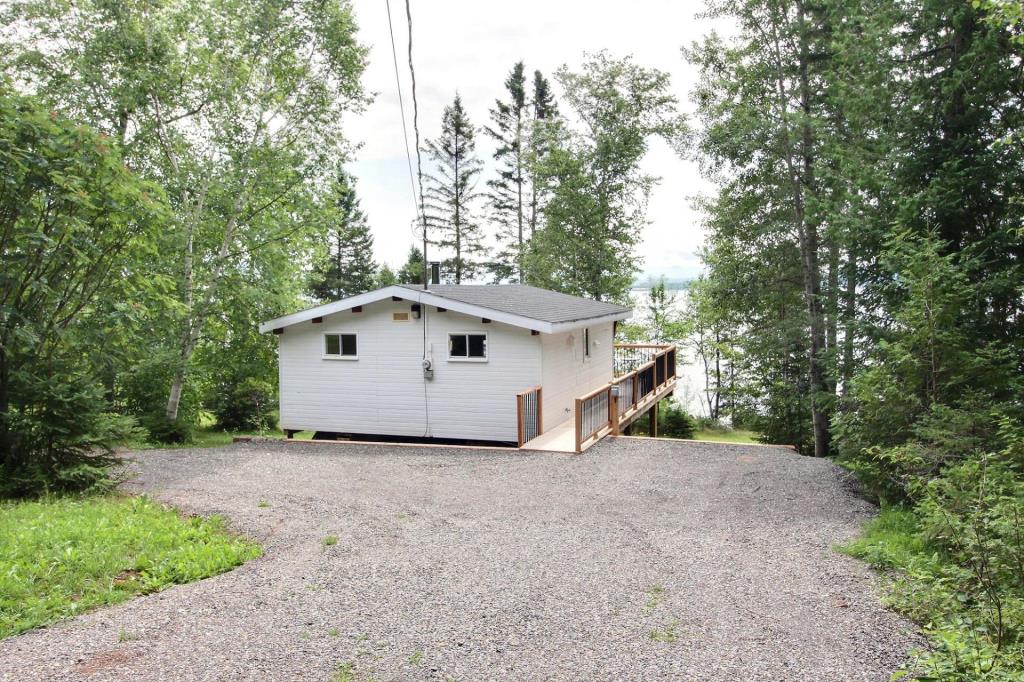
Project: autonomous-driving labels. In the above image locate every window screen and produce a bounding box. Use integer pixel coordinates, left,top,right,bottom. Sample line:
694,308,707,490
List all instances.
324,333,357,357
449,333,487,359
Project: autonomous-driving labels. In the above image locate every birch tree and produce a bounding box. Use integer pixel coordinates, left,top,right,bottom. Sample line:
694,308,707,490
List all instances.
4,0,369,424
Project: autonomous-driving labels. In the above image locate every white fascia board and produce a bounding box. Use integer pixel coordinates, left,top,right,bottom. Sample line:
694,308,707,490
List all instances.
259,285,631,335
548,311,632,334
258,286,410,333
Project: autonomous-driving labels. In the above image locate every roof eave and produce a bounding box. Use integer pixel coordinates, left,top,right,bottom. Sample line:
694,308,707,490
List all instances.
548,310,632,334
259,286,632,335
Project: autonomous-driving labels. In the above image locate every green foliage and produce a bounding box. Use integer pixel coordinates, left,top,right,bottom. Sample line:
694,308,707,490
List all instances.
485,61,529,283
0,90,162,495
208,377,277,432
0,365,145,498
527,52,688,302
0,494,261,638
397,246,425,285
843,460,1024,682
309,169,377,301
4,0,370,424
630,402,696,440
118,350,202,443
423,94,487,283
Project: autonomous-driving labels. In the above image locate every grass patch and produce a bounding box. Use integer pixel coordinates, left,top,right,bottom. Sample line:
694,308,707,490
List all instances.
643,585,665,614
322,535,338,547
0,495,261,640
648,619,680,643
332,661,356,682
691,428,761,444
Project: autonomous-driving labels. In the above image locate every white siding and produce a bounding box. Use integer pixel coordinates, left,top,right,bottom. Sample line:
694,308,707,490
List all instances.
539,322,615,430
277,299,542,442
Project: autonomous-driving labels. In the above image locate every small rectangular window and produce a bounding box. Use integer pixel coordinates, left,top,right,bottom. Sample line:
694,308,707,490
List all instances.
324,333,357,359
583,328,591,358
393,312,410,322
449,332,487,360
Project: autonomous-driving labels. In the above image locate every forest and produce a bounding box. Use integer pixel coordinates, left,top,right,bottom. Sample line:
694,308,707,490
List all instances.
1,0,1023,678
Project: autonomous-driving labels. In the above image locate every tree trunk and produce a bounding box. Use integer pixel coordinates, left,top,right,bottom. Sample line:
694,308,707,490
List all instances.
795,0,830,457
0,345,11,466
841,248,857,397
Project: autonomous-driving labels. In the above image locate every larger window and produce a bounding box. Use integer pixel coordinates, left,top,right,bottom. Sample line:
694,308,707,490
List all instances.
449,332,487,361
323,332,357,359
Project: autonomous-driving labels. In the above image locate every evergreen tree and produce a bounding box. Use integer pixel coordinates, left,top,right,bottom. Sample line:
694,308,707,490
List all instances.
485,62,529,283
396,246,424,285
527,70,560,241
308,171,376,302
375,263,397,288
423,94,486,283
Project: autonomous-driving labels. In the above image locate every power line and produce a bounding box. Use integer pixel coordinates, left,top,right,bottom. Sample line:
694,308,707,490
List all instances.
404,0,428,287
383,0,419,229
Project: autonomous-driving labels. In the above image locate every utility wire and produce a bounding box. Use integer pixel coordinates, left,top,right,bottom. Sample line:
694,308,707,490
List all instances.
395,0,432,437
404,0,428,288
383,0,420,229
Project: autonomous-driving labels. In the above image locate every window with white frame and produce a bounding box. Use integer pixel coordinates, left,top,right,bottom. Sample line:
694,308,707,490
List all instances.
323,332,357,359
448,332,487,361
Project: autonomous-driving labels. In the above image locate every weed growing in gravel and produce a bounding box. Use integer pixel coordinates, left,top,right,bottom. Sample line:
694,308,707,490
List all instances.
409,650,424,666
644,585,665,614
394,511,412,521
332,661,356,682
328,627,340,637
649,620,680,643
257,500,270,508
117,628,137,643
299,631,311,641
322,535,338,547
0,495,261,639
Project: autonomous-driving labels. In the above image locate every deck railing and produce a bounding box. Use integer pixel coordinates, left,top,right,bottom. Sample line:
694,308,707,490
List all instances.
573,344,677,452
517,386,543,447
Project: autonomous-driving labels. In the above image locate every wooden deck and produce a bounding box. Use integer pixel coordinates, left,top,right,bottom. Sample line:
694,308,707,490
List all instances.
520,343,678,454
522,419,576,453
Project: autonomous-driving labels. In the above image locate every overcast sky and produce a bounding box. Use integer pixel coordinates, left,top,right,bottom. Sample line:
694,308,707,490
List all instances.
343,0,724,282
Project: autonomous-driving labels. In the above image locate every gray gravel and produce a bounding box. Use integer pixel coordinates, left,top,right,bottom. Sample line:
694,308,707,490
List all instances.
0,437,921,681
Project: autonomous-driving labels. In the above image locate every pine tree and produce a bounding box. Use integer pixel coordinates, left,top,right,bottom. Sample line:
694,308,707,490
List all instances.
308,170,376,301
423,94,486,283
375,264,397,287
485,62,529,283
527,70,560,241
396,246,424,285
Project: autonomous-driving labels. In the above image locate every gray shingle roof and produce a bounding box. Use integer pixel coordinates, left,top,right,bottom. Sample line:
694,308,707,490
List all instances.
399,284,631,324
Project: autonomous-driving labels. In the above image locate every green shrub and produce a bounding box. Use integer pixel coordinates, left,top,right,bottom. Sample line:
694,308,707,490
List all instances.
631,402,696,439
1,364,145,498
208,376,277,432
842,419,1024,681
117,352,201,443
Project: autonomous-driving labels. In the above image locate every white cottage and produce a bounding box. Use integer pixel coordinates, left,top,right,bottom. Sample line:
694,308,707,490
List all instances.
259,284,677,451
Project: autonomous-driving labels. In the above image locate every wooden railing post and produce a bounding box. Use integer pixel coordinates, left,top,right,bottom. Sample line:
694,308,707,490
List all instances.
516,393,525,447
610,386,620,436
537,387,543,435
574,398,584,453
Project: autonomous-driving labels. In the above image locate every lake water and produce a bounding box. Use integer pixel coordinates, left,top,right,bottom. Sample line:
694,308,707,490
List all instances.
628,288,710,418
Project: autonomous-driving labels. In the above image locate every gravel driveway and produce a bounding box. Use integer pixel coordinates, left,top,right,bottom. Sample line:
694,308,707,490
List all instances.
0,438,919,681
